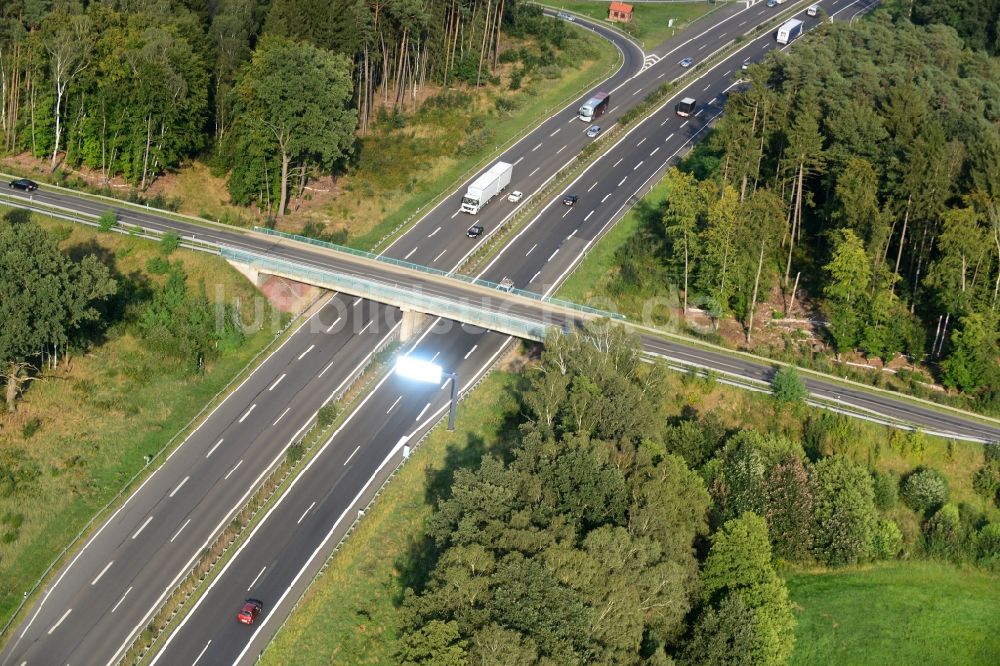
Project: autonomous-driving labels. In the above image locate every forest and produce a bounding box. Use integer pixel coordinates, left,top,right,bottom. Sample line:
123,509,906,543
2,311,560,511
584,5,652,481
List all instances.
0,0,549,216
610,8,1000,408
392,323,1000,664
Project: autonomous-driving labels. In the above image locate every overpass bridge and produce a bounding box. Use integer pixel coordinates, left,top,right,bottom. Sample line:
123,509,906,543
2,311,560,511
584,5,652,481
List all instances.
226,228,622,342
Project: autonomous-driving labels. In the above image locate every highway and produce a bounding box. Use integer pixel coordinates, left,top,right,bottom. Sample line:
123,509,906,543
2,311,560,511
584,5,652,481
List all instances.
3,1,982,665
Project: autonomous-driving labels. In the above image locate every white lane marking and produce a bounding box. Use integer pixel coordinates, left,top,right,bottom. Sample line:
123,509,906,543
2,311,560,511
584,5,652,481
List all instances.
709,97,717,105
464,344,478,360
224,460,243,480
359,320,373,335
588,181,598,192
47,608,71,635
650,147,660,156
433,249,447,263
325,317,342,333
344,446,361,466
297,501,316,524
416,403,431,421
657,71,666,79
238,404,256,423
569,228,578,237
268,374,286,391
609,105,619,113
404,247,417,260
618,176,627,187
613,158,623,168
556,144,567,154
667,132,675,141
131,516,153,540
661,118,669,126
352,298,362,307
739,19,747,26
633,160,644,171
526,243,537,257
532,142,542,151
297,344,315,360
318,360,335,377
206,438,224,458
170,518,191,543
529,167,540,177
637,137,646,147
562,208,572,218
584,210,594,221
91,561,113,586
548,248,559,261
723,70,731,77
111,588,132,613
430,351,440,362
169,476,189,498
192,641,212,666
427,226,441,237
601,193,611,203
704,83,711,91
249,567,267,590
695,108,704,116
531,270,541,282
550,128,560,137
450,211,459,219
273,407,290,426
698,42,707,51
387,396,402,413
513,156,524,165
681,120,689,128
632,88,642,96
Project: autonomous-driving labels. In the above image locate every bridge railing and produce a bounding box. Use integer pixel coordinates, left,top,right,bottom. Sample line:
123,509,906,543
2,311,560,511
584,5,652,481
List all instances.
252,227,625,321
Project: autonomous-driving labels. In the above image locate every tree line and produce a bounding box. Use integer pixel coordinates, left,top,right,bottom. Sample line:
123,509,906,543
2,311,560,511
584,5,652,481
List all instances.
0,0,551,215
395,324,1000,664
614,11,1000,406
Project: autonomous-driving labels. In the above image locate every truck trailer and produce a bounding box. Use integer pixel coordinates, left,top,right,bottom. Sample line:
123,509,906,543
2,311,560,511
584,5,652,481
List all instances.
578,92,610,122
776,18,803,45
675,97,697,117
461,161,513,214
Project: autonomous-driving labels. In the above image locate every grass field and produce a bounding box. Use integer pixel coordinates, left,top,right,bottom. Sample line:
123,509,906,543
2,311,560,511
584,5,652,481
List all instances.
0,214,286,631
260,369,522,665
541,1,718,48
787,561,1000,665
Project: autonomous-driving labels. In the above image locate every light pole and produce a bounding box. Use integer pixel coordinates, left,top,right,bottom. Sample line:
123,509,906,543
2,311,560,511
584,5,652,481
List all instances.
394,356,460,431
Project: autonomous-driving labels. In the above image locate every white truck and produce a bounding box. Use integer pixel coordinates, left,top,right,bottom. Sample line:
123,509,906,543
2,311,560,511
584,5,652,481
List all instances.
776,18,803,45
461,161,513,215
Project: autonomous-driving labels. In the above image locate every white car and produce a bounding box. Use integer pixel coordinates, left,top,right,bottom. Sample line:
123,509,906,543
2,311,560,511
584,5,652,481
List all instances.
507,190,523,203
679,57,694,68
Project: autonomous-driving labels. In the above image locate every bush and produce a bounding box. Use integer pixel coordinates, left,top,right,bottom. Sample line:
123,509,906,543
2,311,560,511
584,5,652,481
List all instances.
160,231,181,255
977,522,1000,559
972,462,1000,504
870,519,903,560
872,470,899,510
901,467,950,513
316,403,340,428
146,256,171,275
923,504,968,562
771,366,808,405
98,210,118,232
21,418,42,439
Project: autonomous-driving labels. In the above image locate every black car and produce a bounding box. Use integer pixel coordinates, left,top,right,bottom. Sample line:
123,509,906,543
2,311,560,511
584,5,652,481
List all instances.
9,178,38,192
467,225,484,238
562,194,578,206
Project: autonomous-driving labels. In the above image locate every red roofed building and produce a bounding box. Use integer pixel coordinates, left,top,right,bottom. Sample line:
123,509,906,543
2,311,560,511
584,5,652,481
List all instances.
608,1,633,23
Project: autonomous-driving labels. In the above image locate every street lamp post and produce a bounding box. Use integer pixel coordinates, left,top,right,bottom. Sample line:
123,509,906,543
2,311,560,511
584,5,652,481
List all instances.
394,356,460,431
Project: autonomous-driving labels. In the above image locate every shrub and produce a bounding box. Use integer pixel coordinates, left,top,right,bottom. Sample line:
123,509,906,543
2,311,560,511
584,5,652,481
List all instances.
870,519,903,560
972,462,1000,504
810,456,879,566
146,256,171,275
871,470,899,510
901,467,950,513
771,366,807,405
98,210,118,232
21,418,42,439
316,403,340,428
286,442,305,466
977,522,1000,559
922,504,968,562
160,231,181,255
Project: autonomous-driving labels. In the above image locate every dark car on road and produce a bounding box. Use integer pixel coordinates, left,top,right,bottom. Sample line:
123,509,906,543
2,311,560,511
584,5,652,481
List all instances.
467,225,484,238
237,599,263,625
562,194,578,206
8,178,38,192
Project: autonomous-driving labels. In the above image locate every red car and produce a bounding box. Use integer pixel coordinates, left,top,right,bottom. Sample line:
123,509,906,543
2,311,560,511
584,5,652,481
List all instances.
237,599,263,625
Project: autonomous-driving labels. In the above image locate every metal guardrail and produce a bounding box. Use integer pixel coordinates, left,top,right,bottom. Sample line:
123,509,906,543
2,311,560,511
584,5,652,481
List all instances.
252,227,625,321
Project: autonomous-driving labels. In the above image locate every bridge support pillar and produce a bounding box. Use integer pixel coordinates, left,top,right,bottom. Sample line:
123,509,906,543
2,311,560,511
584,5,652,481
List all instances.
226,259,261,287
400,308,430,342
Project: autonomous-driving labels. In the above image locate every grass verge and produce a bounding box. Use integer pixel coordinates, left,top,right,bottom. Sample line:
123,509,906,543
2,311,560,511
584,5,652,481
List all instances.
786,561,1000,666
0,211,293,637
541,1,718,49
259,369,521,665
